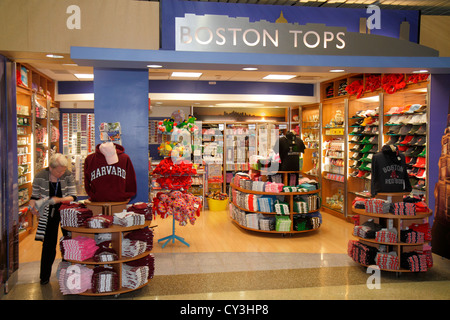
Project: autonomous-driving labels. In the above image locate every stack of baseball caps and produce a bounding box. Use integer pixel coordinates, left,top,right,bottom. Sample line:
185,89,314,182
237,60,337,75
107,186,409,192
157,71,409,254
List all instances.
348,108,379,180
384,104,427,191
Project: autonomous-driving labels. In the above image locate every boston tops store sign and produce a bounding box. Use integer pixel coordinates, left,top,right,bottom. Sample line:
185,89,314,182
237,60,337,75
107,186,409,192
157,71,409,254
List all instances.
175,13,437,57
164,0,438,57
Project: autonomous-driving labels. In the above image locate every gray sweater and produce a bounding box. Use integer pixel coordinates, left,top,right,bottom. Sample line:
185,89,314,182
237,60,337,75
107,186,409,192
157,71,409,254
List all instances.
31,168,77,241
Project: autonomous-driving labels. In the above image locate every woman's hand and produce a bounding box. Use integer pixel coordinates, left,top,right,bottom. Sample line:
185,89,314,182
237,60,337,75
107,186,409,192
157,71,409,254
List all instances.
28,199,39,216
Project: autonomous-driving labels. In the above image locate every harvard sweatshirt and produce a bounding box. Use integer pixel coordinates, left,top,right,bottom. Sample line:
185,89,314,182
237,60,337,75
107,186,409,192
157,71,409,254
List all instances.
84,143,137,202
371,145,412,197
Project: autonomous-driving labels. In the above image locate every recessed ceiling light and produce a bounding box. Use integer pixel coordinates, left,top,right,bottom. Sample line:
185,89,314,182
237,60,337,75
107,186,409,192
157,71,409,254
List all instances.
412,70,429,73
171,72,202,78
263,74,296,80
46,54,64,59
75,73,94,80
242,67,258,71
147,64,163,68
329,69,345,73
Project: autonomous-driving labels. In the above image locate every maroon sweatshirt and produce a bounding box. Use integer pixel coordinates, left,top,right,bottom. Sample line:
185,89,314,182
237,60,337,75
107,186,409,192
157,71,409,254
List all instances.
84,143,137,202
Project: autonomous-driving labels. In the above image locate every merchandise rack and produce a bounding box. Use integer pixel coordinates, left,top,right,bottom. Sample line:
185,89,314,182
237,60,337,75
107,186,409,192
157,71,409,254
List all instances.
230,171,321,234
350,192,432,274
62,220,153,296
319,73,430,220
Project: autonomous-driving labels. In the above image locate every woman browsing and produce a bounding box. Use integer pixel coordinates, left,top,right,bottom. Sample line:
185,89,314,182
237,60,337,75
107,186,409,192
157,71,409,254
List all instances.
29,153,77,285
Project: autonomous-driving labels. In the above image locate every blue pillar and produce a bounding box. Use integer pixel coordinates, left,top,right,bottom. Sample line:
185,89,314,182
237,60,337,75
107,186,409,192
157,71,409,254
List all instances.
93,68,149,203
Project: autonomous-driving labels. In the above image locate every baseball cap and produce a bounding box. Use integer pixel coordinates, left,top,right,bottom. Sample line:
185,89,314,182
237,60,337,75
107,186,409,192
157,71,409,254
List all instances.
405,104,421,113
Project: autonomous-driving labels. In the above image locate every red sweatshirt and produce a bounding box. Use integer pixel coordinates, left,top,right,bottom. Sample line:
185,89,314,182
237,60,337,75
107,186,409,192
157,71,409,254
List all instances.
84,143,137,202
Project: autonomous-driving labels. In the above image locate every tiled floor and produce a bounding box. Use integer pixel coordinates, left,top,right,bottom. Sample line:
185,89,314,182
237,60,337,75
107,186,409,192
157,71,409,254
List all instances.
2,210,450,300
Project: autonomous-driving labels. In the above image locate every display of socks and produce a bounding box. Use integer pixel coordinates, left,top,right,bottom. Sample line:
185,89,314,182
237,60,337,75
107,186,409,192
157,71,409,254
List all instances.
113,210,145,227
58,263,93,295
127,202,153,221
275,215,291,232
347,240,378,265
364,198,391,213
61,236,99,261
274,201,289,215
259,217,275,231
353,219,382,239
86,215,114,229
401,252,428,272
393,202,416,215
126,254,155,280
122,239,147,258
293,200,308,213
122,264,149,289
375,229,397,243
400,229,425,243
60,203,93,228
92,266,119,293
124,227,154,251
375,252,399,270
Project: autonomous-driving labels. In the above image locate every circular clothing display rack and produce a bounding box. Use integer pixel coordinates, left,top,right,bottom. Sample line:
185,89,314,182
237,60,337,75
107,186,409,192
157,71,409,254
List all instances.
230,171,321,234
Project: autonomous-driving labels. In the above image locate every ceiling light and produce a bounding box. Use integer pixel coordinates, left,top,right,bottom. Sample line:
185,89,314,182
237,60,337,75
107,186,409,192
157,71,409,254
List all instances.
263,74,296,80
329,69,345,73
75,73,94,80
412,70,429,73
46,54,64,59
242,67,258,71
147,64,163,68
171,72,202,78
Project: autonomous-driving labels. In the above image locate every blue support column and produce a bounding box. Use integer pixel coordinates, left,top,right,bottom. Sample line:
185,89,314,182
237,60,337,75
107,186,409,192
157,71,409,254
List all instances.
93,68,149,203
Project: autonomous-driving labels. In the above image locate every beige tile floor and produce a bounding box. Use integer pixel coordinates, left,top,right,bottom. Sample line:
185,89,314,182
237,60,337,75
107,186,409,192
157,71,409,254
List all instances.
2,209,450,301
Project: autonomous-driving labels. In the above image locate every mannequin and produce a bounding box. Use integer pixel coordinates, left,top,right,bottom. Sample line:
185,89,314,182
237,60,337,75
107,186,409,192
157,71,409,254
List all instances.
275,131,306,171
371,144,411,196
84,141,137,202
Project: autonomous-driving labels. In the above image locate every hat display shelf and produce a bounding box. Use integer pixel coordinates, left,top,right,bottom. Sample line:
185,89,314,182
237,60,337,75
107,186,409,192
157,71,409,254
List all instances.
350,192,433,275
62,220,154,296
346,92,382,218
382,79,429,200
229,170,321,234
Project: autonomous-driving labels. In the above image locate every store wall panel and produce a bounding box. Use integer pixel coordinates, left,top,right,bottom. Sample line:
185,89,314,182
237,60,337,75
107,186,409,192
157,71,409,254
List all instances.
420,16,450,57
93,68,149,203
0,0,159,53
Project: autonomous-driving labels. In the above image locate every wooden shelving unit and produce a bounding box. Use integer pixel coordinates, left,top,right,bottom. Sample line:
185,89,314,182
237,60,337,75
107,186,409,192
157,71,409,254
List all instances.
16,63,59,241
62,221,153,296
229,171,321,234
350,193,432,273
318,73,430,220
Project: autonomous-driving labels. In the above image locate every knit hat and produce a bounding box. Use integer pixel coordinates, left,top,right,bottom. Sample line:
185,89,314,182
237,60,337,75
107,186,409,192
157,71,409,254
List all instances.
99,142,119,165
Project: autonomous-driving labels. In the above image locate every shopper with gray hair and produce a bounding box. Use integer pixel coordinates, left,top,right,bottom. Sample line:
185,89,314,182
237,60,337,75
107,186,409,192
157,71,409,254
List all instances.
29,153,77,285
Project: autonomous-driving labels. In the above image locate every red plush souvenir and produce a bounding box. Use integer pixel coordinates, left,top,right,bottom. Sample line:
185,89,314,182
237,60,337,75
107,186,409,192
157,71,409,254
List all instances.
345,80,364,99
365,74,381,93
382,74,406,94
152,192,170,219
407,73,429,84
